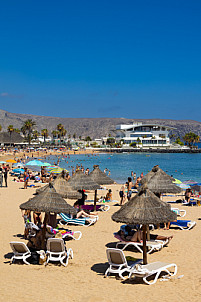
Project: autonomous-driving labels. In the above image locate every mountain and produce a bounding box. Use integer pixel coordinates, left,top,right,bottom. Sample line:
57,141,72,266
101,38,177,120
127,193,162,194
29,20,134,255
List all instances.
0,109,201,139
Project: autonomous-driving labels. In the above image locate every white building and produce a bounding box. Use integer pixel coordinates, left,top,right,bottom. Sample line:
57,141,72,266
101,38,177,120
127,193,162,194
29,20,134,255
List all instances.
114,122,175,147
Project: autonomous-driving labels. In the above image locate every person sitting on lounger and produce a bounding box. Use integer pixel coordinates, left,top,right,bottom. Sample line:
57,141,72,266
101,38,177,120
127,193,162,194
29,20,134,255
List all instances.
105,189,112,201
118,225,173,243
184,189,192,204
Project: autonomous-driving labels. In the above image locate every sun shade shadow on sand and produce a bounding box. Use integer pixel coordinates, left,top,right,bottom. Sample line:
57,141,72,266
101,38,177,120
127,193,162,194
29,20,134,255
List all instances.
91,262,109,275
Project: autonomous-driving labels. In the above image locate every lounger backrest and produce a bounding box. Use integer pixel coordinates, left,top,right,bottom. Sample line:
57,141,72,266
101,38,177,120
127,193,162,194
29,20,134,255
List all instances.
106,248,126,265
60,213,86,225
47,238,65,252
10,242,29,253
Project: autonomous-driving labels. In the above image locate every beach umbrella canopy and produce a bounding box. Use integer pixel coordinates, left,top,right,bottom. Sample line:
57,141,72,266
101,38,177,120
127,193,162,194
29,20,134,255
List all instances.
190,183,201,192
26,160,45,166
183,180,197,185
68,170,100,191
173,178,182,184
146,169,182,194
177,183,190,189
13,163,24,168
36,174,82,200
6,159,17,163
49,167,69,174
141,165,174,184
112,185,177,264
20,183,76,215
20,183,76,249
0,161,6,164
42,162,52,167
88,165,115,185
13,168,24,174
68,170,101,210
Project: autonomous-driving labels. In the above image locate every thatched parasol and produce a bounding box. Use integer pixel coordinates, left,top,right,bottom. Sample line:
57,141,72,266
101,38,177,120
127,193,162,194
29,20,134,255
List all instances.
88,165,115,185
112,185,177,264
36,175,82,200
141,165,174,184
146,170,182,194
68,170,100,190
20,183,76,248
68,170,101,210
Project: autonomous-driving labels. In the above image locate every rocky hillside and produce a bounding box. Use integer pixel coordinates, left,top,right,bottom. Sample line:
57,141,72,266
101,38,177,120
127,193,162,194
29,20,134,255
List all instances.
0,109,201,139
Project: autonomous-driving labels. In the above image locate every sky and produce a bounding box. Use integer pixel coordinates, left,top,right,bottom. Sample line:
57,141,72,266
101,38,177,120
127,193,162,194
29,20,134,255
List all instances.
0,0,201,121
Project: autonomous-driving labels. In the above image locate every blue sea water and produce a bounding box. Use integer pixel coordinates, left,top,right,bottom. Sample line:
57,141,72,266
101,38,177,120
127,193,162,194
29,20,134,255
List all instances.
45,152,201,184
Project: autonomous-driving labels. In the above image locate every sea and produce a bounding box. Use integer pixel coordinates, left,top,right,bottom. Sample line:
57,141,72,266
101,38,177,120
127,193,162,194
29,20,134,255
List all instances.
44,152,201,184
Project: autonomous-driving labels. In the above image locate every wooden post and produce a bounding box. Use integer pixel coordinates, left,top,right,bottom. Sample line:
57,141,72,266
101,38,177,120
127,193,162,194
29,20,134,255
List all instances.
94,189,97,211
142,225,147,265
146,225,150,240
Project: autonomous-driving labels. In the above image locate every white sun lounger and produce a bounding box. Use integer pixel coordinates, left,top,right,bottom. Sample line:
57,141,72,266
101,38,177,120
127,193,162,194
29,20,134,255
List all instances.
129,261,177,285
10,242,31,265
59,213,98,227
114,233,166,254
171,208,186,217
46,238,73,267
170,220,196,230
105,248,142,280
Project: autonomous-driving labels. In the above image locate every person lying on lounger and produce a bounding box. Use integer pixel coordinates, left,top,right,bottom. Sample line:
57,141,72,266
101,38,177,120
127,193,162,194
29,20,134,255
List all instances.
118,225,173,243
73,201,98,219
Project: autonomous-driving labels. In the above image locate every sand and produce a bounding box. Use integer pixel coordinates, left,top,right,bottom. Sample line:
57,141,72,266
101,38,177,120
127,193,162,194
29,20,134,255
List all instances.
1,177,201,302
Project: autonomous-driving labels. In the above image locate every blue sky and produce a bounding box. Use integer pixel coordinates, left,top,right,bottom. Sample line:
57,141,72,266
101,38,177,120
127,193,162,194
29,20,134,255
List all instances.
0,0,201,120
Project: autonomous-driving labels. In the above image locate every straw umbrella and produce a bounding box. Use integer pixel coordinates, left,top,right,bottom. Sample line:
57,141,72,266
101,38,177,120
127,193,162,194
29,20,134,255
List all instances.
88,165,115,185
146,169,182,195
112,185,177,265
20,183,76,249
141,165,174,184
36,174,82,200
68,170,101,210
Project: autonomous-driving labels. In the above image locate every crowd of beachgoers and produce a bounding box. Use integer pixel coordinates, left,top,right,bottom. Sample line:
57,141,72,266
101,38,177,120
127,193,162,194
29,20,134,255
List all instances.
0,146,201,301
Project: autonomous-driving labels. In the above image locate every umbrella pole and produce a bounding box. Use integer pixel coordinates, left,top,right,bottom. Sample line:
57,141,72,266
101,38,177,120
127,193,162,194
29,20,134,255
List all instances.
142,225,147,265
94,189,97,211
146,225,150,241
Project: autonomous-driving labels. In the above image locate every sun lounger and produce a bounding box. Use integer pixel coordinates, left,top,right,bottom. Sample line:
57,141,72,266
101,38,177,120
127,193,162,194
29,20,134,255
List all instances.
114,233,165,254
10,242,31,265
46,238,73,267
46,225,82,240
171,208,186,217
81,204,110,212
170,220,196,230
105,248,142,279
129,261,177,285
59,213,98,227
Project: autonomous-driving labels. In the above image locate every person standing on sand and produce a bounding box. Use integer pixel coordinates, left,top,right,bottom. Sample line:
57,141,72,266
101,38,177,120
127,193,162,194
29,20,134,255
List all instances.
24,168,29,189
3,164,8,187
126,177,133,200
119,185,126,206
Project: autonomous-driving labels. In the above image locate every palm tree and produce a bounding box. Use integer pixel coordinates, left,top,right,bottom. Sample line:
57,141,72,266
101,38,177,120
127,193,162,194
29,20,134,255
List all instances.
14,128,20,134
41,129,49,144
32,130,39,141
61,128,67,141
56,124,64,144
73,133,76,139
183,132,200,148
0,124,2,132
22,119,36,145
7,125,14,146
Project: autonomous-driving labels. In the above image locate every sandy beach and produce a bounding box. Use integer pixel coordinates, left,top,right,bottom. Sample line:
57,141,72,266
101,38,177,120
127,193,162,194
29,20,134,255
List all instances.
0,174,201,302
